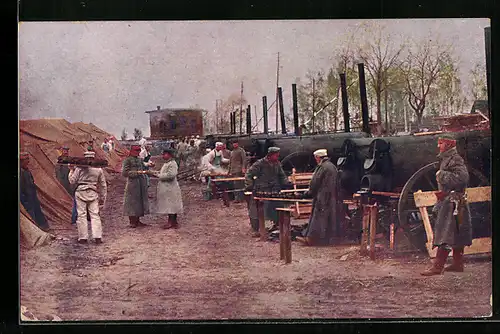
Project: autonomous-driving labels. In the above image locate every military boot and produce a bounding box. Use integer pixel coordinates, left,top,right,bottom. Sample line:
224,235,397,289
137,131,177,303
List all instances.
444,247,464,272
421,247,450,276
128,216,138,228
171,214,179,229
162,215,175,229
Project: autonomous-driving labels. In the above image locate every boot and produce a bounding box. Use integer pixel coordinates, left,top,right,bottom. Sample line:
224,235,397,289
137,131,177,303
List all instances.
444,247,464,272
94,238,103,244
128,216,138,228
77,239,88,244
171,214,179,229
162,215,175,229
421,247,450,276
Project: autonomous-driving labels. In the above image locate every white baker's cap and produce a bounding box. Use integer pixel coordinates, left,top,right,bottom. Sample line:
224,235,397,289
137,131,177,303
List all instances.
313,149,328,157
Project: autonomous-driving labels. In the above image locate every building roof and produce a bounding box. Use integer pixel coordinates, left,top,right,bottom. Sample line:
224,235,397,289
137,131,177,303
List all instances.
145,108,206,114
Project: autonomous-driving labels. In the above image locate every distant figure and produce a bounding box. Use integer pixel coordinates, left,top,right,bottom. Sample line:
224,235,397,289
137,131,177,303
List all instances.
101,138,111,154
54,145,77,224
122,145,150,228
150,149,183,229
140,144,155,187
108,137,115,151
20,152,50,231
228,139,247,202
138,136,147,148
69,151,107,244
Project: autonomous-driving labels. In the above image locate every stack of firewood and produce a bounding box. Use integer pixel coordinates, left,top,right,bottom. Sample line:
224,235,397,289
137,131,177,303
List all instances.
57,156,109,167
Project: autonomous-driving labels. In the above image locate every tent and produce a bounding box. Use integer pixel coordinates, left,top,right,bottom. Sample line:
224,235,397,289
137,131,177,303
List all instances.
20,204,55,249
19,119,129,240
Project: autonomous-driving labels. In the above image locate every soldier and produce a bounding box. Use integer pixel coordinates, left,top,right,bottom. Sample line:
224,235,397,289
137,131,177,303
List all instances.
69,151,107,244
122,144,150,228
421,135,472,276
228,139,247,203
150,149,183,229
296,149,340,246
244,147,291,237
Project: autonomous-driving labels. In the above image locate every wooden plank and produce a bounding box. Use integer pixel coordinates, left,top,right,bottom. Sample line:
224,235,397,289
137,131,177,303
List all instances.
369,205,377,260
279,211,285,260
280,188,309,193
253,197,313,203
292,168,300,216
389,223,395,250
372,191,401,197
413,130,444,136
211,177,245,182
414,187,491,207
283,212,292,264
466,187,491,203
360,206,370,255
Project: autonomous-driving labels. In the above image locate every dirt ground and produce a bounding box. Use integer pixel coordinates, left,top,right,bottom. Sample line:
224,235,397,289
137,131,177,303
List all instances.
20,174,492,321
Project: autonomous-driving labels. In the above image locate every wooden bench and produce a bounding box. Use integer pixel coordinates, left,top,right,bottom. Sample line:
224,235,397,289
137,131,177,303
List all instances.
356,191,401,260
413,186,491,258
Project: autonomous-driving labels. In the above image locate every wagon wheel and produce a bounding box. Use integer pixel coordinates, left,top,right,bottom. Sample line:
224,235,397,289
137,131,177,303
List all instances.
398,162,490,251
280,151,317,173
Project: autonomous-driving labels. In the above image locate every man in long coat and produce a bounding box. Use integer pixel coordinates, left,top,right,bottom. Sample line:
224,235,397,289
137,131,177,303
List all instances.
122,144,150,228
296,149,340,246
244,147,290,237
20,152,50,231
228,139,247,202
150,149,183,229
421,135,472,276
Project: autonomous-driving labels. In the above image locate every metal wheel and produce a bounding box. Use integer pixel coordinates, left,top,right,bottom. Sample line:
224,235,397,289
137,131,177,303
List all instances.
280,151,317,173
398,162,490,251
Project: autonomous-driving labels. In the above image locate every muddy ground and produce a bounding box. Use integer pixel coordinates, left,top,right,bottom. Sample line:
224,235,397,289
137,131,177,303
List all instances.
20,174,492,321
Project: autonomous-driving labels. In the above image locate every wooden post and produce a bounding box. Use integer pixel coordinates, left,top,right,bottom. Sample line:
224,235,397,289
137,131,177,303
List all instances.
389,223,395,250
291,168,300,215
360,205,370,255
369,204,377,260
257,200,266,241
279,211,285,260
283,211,292,264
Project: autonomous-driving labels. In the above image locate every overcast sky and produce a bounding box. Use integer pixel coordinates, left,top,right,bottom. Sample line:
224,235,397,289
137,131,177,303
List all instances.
19,19,490,138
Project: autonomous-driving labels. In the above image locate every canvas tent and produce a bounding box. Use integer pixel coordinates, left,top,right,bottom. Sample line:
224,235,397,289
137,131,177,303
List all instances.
19,119,129,242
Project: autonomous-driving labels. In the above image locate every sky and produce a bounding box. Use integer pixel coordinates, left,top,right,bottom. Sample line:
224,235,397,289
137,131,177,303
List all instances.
18,19,490,138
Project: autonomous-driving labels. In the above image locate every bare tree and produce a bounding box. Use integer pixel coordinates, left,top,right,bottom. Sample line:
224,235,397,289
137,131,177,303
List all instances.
133,128,143,140
356,23,405,129
470,62,488,101
401,38,451,128
121,128,128,141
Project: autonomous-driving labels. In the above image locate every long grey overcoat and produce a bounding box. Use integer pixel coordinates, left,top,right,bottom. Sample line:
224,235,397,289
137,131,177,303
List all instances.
152,159,184,214
303,157,339,244
432,147,472,248
245,157,289,222
122,156,149,217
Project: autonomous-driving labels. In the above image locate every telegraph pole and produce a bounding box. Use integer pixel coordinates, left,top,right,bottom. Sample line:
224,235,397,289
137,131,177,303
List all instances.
239,81,244,134
312,78,315,133
275,52,280,133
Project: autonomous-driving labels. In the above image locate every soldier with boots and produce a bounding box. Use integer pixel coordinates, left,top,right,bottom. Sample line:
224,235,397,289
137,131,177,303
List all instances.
122,145,150,228
421,135,472,276
244,147,291,238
